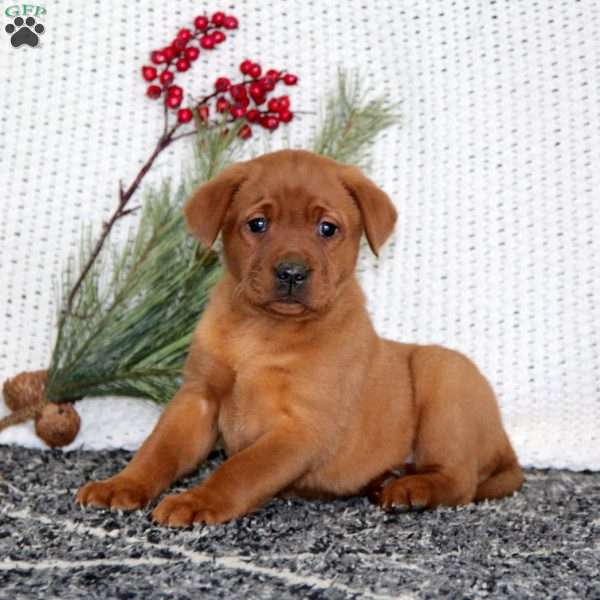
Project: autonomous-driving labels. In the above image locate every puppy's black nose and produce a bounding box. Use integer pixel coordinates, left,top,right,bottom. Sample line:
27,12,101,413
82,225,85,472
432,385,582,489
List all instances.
274,262,309,287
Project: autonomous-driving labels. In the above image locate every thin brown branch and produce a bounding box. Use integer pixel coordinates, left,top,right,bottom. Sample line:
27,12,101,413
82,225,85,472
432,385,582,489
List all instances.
64,123,180,315
162,98,169,138
171,129,201,142
120,206,142,218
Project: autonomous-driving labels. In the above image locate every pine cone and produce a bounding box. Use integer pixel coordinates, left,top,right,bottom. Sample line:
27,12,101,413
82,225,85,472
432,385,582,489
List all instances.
34,402,81,448
2,370,48,412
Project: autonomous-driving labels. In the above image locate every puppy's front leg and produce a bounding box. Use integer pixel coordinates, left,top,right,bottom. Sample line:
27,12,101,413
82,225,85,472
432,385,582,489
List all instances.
76,384,218,511
153,423,314,527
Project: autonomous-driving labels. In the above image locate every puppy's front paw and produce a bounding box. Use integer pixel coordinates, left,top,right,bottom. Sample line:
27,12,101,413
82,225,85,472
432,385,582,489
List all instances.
76,476,150,511
152,490,229,527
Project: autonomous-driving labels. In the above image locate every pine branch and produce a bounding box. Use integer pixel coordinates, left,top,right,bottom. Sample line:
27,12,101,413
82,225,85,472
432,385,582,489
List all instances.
311,69,400,170
46,126,239,405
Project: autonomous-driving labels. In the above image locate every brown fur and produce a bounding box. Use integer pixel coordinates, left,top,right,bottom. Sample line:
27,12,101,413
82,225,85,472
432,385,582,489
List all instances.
77,149,523,526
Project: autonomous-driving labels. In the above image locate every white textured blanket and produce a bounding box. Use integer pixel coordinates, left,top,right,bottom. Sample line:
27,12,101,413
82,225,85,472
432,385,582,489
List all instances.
0,0,598,470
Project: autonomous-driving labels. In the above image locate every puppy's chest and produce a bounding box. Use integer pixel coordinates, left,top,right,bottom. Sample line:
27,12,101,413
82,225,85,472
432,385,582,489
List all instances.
213,328,301,455
217,376,279,455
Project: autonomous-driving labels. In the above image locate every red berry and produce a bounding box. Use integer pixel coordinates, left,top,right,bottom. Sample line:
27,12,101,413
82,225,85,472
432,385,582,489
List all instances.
184,46,200,61
239,95,250,108
266,69,279,79
249,82,263,98
177,28,192,41
166,94,182,109
200,35,215,49
146,85,161,99
230,104,246,119
150,51,165,65
142,66,157,81
211,11,226,26
279,110,293,123
254,94,266,105
267,98,280,112
261,77,276,92
197,105,210,122
278,95,290,110
224,15,239,29
177,108,193,123
194,15,209,30
169,42,183,55
283,73,298,85
167,85,183,97
261,115,279,130
248,63,262,78
159,70,174,85
212,30,226,44
246,109,260,123
240,59,253,75
173,38,187,51
175,58,190,72
229,84,247,101
238,124,252,139
216,97,230,113
215,77,231,92
163,46,176,61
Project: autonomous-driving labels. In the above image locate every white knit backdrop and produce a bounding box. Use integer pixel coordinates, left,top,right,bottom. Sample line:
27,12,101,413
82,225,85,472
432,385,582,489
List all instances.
0,0,598,470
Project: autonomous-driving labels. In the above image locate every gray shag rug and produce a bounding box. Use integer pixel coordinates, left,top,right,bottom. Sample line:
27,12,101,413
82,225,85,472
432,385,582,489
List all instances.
0,446,599,599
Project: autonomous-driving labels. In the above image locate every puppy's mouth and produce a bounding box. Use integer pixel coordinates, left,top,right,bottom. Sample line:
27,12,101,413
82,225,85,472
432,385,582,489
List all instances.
265,297,310,317
240,274,321,319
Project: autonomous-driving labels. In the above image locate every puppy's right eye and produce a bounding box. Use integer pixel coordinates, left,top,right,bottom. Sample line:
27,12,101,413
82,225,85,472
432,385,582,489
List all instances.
247,217,268,233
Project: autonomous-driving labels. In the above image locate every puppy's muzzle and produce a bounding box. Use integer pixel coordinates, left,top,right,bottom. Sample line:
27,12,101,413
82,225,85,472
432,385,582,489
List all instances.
274,261,310,298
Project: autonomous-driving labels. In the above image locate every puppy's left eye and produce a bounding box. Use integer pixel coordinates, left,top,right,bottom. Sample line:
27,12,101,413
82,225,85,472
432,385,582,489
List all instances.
247,217,269,233
319,221,338,238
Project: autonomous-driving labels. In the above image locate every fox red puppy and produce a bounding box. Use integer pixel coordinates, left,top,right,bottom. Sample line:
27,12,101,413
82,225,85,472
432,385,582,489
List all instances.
77,149,523,526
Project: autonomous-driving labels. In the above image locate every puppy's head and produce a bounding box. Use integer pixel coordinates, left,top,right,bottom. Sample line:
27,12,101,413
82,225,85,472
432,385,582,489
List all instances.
184,150,397,319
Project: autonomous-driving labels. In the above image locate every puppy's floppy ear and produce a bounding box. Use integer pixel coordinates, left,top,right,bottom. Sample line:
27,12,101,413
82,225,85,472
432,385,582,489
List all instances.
338,166,397,256
184,162,248,247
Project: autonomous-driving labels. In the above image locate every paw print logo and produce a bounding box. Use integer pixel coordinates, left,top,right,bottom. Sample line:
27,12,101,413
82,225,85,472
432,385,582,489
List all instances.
5,16,45,48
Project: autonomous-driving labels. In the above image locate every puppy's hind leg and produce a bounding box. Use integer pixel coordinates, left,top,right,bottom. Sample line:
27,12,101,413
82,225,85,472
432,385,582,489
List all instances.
474,454,524,501
378,466,477,511
379,346,508,510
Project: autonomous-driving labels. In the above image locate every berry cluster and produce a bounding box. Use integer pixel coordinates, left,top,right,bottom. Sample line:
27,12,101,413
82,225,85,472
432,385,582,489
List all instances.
140,12,299,139
207,60,298,139
142,11,238,123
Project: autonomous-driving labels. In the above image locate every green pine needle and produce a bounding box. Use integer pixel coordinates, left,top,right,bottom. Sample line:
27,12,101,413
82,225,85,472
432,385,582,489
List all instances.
311,69,400,171
48,183,222,403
